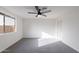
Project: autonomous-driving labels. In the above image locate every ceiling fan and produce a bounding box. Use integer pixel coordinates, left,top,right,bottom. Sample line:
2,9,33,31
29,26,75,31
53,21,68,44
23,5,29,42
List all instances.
28,6,51,17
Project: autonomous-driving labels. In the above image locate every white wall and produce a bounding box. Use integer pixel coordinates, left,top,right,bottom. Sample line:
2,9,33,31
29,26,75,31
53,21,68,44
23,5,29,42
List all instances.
23,17,58,38
62,7,79,52
0,7,23,52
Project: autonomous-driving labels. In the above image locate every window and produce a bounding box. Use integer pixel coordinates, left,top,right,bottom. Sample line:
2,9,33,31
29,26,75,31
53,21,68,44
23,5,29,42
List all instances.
0,15,4,33
5,16,15,32
0,12,15,33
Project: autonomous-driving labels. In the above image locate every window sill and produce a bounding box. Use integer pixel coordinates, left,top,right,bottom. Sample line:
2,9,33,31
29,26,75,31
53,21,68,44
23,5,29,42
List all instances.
0,32,16,36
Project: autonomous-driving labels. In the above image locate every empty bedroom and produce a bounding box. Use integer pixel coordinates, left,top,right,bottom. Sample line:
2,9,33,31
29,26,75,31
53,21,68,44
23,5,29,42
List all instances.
0,6,79,53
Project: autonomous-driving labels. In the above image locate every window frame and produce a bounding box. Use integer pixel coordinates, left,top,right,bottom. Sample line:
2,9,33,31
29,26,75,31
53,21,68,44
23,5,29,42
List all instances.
0,12,16,33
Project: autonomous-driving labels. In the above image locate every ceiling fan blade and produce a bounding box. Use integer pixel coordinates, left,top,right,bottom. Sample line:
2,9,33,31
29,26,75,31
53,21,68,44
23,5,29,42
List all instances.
42,10,51,13
42,14,47,17
35,6,39,12
42,7,47,10
28,12,37,14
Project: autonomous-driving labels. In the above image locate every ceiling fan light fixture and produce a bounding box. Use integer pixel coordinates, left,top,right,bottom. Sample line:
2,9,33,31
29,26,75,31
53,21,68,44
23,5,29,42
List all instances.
28,6,51,17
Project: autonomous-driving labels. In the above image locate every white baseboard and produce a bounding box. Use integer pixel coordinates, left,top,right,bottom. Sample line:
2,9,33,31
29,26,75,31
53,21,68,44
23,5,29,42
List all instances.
62,40,79,52
1,37,23,52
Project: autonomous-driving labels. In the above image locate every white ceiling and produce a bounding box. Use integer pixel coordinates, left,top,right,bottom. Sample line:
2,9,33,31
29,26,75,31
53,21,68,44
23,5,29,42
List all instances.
2,6,78,19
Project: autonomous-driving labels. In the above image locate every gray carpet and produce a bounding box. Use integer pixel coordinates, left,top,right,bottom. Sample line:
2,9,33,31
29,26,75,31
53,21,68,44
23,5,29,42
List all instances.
2,38,78,53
